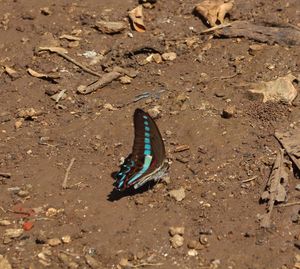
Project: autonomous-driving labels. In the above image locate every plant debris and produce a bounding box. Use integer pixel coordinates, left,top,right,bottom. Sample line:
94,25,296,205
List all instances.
260,150,288,228
275,128,300,171
205,21,300,45
129,5,146,32
195,0,234,26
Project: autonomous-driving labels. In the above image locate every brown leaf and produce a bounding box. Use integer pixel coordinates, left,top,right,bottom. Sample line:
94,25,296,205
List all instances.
275,128,300,171
195,0,234,27
128,5,146,32
260,150,288,228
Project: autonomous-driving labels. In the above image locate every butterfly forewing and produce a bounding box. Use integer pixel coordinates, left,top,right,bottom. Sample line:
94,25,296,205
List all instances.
114,108,167,191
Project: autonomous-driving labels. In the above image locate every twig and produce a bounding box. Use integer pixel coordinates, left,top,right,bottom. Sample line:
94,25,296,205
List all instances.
38,47,101,77
200,23,232,34
0,172,11,178
241,175,258,183
276,201,300,208
131,262,164,268
62,158,76,189
77,71,122,94
211,72,238,81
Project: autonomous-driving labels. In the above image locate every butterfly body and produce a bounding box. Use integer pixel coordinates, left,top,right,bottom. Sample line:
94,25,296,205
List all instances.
114,109,169,191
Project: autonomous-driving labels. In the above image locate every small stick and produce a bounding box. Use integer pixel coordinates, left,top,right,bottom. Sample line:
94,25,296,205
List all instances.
211,72,238,81
131,262,164,268
276,201,300,208
200,23,232,34
62,158,76,189
241,175,258,183
0,172,11,178
38,47,101,77
77,71,122,94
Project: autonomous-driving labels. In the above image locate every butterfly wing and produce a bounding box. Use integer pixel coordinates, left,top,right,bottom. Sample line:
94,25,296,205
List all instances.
114,108,167,191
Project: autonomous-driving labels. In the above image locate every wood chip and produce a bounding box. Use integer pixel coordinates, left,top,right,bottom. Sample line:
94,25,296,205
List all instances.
95,20,127,34
275,128,300,171
209,21,300,46
260,150,288,228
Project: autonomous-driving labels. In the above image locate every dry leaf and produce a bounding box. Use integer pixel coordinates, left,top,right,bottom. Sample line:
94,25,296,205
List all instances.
275,128,300,171
260,150,288,228
27,68,60,81
249,74,298,104
95,20,127,34
128,5,146,32
195,0,234,27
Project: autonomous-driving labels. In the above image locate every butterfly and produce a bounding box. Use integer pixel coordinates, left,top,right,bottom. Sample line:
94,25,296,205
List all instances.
114,108,169,191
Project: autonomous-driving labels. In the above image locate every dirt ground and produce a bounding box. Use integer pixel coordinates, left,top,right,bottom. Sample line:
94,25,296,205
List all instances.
1,0,300,268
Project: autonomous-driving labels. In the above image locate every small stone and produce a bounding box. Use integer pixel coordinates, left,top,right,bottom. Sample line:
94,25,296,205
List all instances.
47,238,61,246
40,7,51,15
147,106,161,119
68,41,80,48
294,240,300,249
199,235,209,245
169,226,185,236
119,258,131,267
248,44,264,56
17,190,29,198
162,52,177,61
187,240,204,250
15,120,23,129
45,207,58,217
4,228,23,239
119,75,132,84
187,249,198,256
168,187,186,202
0,255,12,269
0,220,11,226
295,184,300,191
134,196,144,205
61,235,71,244
85,255,102,269
170,234,184,248
104,103,117,111
152,53,162,63
222,105,235,119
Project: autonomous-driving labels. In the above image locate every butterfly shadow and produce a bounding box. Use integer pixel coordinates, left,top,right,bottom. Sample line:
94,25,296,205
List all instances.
107,171,156,202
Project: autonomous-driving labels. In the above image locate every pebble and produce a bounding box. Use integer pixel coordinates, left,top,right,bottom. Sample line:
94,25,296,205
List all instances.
61,235,71,244
199,235,209,245
147,106,161,119
187,239,204,250
162,52,177,61
85,255,102,269
0,255,12,269
169,226,185,236
187,249,198,256
222,105,235,119
17,190,30,198
295,184,300,191
119,75,132,84
0,220,11,226
170,234,184,248
168,187,186,202
14,120,23,129
104,103,117,111
4,228,23,239
47,238,61,246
